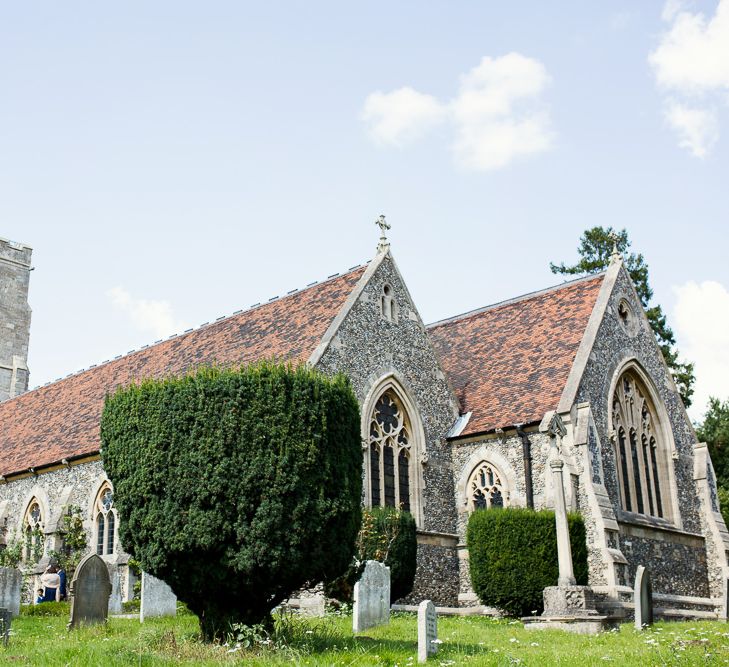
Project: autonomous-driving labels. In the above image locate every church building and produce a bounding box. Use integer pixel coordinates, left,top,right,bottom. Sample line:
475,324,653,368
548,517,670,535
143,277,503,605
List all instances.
1,228,727,619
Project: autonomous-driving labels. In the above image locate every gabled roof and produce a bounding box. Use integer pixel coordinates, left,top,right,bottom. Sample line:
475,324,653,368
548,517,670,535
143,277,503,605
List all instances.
0,265,366,477
428,273,605,438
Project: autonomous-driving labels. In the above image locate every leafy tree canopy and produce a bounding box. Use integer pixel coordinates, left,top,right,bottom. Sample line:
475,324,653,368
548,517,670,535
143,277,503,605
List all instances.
697,397,729,488
551,226,695,407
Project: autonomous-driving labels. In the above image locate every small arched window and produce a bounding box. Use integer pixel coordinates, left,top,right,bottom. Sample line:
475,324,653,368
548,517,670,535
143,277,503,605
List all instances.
612,371,666,519
380,284,398,323
367,390,412,512
467,462,506,511
23,500,43,562
94,484,116,556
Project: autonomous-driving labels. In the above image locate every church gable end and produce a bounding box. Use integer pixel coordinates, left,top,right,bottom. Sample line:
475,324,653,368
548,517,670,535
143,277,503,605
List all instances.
313,251,461,605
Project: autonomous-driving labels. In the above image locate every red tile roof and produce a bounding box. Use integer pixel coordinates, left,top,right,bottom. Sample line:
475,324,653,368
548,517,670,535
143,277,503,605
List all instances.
428,274,605,437
0,266,366,477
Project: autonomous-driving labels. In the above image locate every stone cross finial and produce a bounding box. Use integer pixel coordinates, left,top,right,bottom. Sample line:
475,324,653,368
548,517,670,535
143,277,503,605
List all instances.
376,214,390,253
609,230,621,263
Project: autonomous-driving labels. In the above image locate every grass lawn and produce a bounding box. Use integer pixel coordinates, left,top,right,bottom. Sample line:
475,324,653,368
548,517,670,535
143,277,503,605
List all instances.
2,607,729,665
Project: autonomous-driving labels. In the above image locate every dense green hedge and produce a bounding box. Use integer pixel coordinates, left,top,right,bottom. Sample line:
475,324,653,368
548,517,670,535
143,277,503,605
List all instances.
21,601,70,617
467,508,588,618
101,362,362,640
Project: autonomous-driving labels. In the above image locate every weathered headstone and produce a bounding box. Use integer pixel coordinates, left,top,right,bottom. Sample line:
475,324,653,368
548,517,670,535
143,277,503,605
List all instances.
298,594,326,617
140,573,177,621
418,599,438,663
0,567,21,617
634,565,653,630
108,567,123,615
68,554,112,628
0,607,11,647
353,560,390,633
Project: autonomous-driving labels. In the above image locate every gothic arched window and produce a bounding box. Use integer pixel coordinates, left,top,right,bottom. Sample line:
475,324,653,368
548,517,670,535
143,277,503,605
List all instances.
467,462,506,511
612,371,666,519
23,500,43,562
367,389,412,512
94,484,116,556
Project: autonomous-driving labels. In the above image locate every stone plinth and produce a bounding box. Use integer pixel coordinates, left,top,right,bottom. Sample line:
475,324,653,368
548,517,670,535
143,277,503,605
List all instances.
522,585,610,635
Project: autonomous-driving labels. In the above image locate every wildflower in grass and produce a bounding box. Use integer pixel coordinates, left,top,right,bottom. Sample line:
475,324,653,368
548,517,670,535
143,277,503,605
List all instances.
530,642,539,646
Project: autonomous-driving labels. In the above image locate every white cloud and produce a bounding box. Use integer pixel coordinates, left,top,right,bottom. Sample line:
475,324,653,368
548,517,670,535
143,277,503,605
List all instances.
450,54,553,170
650,0,729,155
664,101,719,157
107,287,189,340
361,53,553,171
672,280,729,421
361,87,446,147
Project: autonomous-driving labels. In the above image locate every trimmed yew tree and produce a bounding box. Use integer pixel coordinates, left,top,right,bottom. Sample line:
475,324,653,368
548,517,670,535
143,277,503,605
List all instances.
100,362,362,640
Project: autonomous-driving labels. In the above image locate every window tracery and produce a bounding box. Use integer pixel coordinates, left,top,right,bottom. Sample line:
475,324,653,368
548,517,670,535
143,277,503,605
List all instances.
367,389,411,512
612,370,665,518
467,462,506,511
94,484,116,556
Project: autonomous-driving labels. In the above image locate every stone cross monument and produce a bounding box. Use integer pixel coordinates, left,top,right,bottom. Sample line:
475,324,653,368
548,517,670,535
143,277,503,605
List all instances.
375,214,390,253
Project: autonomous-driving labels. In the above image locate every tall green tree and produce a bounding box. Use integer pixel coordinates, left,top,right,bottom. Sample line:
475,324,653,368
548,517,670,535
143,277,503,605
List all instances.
551,227,695,407
697,397,729,488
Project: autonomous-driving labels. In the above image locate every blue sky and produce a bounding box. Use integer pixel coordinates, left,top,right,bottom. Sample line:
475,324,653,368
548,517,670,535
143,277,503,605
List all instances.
1,1,727,421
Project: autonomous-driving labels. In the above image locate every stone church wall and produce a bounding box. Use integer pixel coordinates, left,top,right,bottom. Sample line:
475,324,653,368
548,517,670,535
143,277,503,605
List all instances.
314,254,461,605
574,267,710,597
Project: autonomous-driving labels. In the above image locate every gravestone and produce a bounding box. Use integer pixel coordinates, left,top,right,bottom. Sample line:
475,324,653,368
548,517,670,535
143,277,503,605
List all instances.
298,594,326,617
0,567,21,617
0,607,10,647
634,565,653,630
353,560,390,633
108,568,123,615
68,554,112,628
417,599,438,663
140,573,177,621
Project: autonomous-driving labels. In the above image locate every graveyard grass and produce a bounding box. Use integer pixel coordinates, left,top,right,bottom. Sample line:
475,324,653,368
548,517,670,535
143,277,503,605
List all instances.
3,609,729,665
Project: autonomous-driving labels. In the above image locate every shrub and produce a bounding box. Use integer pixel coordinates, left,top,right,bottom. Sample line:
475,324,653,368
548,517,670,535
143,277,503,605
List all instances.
326,507,417,603
101,362,362,641
21,601,70,617
467,508,588,617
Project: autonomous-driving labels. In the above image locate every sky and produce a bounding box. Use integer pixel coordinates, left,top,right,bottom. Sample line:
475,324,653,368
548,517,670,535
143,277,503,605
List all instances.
1,1,727,422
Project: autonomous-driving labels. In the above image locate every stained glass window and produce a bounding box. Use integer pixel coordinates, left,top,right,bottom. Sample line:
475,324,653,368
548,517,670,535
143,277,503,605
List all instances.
367,389,413,512
612,371,666,518
95,483,116,556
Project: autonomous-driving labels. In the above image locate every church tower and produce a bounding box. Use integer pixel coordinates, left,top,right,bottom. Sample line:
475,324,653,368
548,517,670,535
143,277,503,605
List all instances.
0,237,32,401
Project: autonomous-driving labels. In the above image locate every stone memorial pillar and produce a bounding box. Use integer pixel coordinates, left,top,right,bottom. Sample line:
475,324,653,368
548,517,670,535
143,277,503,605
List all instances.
551,458,576,587
418,599,437,663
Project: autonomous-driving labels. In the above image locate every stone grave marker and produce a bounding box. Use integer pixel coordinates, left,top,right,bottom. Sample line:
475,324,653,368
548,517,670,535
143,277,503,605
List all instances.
0,567,21,617
108,567,123,615
140,573,177,621
353,560,390,633
418,599,438,663
634,565,653,630
0,607,11,647
68,554,112,628
298,594,326,617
